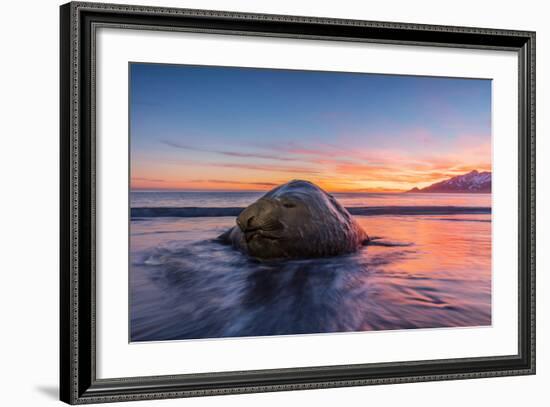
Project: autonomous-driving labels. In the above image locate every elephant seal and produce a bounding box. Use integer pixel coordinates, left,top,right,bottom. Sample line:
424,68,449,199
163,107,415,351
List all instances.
218,180,369,259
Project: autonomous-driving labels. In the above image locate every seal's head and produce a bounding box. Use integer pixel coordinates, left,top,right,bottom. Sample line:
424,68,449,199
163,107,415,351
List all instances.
222,180,368,259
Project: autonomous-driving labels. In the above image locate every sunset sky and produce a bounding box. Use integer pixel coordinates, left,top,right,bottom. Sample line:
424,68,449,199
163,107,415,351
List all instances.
130,63,491,192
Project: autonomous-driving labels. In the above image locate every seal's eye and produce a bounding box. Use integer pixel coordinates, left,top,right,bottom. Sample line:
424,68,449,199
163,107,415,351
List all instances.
282,202,296,209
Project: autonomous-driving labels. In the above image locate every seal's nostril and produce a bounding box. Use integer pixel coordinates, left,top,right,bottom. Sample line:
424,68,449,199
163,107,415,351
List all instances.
246,216,255,228
237,213,256,232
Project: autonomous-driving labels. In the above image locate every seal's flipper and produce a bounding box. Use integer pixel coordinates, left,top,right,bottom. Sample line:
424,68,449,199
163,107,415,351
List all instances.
362,237,370,246
216,227,234,244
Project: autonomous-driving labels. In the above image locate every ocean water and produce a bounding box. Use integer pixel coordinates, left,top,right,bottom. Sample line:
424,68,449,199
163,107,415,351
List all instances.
130,191,491,342
131,190,491,208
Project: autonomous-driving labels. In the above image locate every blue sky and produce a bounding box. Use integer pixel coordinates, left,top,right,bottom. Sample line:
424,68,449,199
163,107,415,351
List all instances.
130,63,491,192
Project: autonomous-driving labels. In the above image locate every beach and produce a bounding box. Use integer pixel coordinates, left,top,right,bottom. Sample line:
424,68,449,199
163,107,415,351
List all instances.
130,191,491,341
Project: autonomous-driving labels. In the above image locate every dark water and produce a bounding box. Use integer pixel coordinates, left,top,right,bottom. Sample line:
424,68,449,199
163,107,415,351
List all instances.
130,212,491,342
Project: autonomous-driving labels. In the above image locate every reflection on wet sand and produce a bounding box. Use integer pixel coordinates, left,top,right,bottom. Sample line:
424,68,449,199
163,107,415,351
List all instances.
130,214,491,341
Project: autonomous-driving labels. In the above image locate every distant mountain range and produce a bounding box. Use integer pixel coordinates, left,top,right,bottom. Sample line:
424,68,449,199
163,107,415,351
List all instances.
408,170,491,193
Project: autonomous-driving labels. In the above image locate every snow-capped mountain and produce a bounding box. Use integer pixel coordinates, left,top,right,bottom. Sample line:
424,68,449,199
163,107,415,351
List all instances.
408,170,491,193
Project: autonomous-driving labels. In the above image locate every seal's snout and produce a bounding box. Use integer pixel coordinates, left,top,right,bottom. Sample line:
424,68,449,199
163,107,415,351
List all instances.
236,206,259,232
237,198,283,233
236,212,251,232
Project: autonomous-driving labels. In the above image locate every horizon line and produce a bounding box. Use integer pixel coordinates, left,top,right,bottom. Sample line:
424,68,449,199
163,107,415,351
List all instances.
130,169,492,194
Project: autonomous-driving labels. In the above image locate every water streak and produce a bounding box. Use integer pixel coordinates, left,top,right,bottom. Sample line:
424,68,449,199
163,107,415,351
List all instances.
130,214,491,341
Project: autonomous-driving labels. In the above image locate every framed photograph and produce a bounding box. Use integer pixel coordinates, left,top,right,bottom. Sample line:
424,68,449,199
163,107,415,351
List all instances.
60,1,536,404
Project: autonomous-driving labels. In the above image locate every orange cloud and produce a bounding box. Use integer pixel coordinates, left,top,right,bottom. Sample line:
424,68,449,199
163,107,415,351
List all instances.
131,132,491,192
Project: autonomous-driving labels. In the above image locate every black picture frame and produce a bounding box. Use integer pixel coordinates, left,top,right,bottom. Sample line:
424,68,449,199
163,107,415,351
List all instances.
60,1,536,404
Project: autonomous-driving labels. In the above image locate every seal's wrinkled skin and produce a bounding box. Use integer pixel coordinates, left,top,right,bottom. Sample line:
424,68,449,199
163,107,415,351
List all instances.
218,180,369,259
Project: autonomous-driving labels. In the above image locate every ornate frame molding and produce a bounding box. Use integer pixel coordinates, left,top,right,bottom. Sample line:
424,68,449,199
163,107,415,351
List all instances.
60,2,535,404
